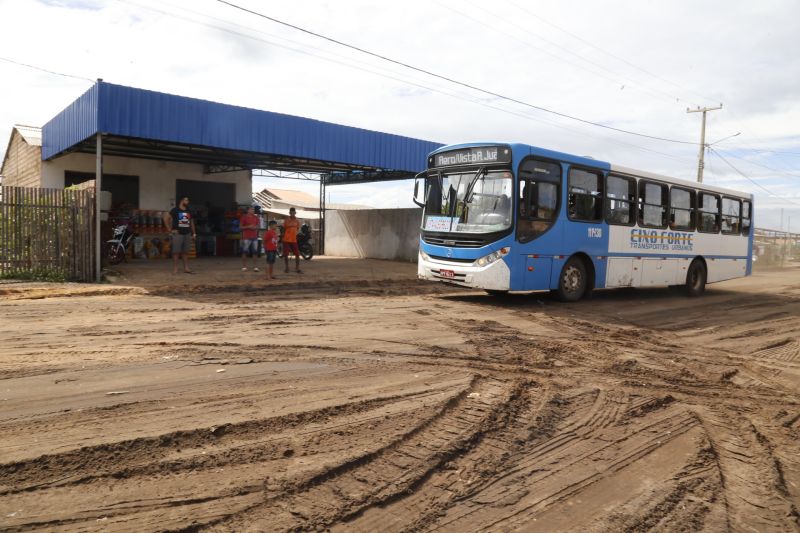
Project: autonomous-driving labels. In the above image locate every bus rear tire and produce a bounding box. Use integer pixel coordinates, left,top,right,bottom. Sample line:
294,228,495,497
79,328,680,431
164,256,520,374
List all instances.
685,259,707,297
557,257,587,302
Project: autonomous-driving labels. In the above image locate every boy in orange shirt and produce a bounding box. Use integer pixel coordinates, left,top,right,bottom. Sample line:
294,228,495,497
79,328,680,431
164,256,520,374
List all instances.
282,207,302,274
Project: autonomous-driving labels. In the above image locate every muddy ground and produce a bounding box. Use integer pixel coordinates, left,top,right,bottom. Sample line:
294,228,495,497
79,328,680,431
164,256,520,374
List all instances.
1,259,799,532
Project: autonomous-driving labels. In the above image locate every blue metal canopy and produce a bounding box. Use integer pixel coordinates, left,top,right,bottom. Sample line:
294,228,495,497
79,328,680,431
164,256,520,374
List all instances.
42,81,441,178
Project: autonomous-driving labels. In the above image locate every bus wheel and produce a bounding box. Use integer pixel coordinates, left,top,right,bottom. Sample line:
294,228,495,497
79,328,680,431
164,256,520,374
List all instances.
685,259,707,297
557,257,587,302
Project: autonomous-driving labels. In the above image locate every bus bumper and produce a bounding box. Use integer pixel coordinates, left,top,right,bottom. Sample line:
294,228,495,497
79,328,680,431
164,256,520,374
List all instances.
417,253,511,291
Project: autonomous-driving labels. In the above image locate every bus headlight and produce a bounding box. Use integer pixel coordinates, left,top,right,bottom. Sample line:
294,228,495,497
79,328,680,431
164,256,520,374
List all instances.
475,247,510,267
420,249,431,261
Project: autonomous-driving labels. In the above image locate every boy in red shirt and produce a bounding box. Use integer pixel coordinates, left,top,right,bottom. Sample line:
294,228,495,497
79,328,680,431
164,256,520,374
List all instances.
263,220,279,280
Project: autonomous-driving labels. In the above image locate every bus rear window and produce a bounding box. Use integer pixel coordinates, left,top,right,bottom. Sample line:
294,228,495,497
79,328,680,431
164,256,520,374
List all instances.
722,197,741,234
742,200,752,235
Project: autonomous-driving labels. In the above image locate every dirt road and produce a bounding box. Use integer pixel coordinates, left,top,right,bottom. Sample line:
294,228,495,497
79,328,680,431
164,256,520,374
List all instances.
1,262,798,532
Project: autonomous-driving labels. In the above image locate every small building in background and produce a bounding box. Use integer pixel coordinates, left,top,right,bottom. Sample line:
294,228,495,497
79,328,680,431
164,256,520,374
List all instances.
1,125,43,188
253,187,371,254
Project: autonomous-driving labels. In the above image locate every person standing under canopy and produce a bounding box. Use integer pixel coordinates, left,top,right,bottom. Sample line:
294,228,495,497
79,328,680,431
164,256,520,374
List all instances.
283,207,302,274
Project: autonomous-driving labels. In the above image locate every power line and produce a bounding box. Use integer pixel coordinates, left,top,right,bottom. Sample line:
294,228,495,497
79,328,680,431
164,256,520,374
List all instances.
215,0,699,146
435,0,684,107
0,56,95,83
708,148,800,205
714,148,800,180
730,148,800,157
503,0,719,107
121,0,705,166
121,0,699,167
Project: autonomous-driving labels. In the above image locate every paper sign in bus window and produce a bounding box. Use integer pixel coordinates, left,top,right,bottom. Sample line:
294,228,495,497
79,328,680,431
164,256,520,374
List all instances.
425,216,459,232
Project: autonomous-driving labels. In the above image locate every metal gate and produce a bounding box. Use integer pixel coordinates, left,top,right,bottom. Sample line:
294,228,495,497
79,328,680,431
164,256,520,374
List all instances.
0,186,95,282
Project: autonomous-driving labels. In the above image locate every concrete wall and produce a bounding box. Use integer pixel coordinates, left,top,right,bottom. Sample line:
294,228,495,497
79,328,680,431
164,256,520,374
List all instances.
41,153,251,209
325,208,422,262
1,131,41,187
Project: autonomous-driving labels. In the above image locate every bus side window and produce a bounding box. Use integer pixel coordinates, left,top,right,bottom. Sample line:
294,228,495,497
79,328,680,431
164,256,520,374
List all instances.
721,197,741,234
568,168,603,222
698,193,721,233
741,200,752,235
670,187,695,231
605,175,635,225
638,181,668,228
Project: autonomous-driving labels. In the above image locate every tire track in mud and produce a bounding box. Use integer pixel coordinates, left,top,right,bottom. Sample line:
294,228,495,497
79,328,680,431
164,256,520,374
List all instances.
204,377,518,532
0,384,468,495
594,438,727,532
0,381,478,531
694,406,800,532
3,271,800,531
335,383,555,532
427,389,700,531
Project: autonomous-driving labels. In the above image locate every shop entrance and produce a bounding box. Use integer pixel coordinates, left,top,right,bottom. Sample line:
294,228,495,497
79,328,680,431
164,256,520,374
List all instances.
176,179,236,256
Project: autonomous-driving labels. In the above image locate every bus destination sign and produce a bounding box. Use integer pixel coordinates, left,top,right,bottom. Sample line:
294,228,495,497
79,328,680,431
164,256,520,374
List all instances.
430,146,511,168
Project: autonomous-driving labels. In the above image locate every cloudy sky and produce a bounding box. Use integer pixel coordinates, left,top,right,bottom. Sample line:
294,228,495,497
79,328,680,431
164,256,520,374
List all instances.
1,0,798,229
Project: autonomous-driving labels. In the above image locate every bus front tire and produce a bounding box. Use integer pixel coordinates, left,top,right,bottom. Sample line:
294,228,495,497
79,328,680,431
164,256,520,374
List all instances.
685,259,707,297
557,257,587,302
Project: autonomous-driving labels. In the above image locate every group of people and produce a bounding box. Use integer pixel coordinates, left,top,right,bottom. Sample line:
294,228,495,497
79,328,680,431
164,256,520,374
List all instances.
165,197,304,278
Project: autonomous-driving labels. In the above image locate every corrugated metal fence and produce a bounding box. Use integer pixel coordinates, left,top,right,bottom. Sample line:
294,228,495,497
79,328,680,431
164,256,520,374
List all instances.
0,186,95,282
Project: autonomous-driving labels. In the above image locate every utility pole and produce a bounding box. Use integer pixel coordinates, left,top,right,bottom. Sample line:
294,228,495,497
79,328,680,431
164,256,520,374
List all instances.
687,104,723,183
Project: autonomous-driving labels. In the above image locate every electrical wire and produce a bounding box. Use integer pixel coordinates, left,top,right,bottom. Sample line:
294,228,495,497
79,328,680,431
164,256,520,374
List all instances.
120,0,698,167
215,0,699,146
708,148,800,205
446,0,688,107
0,56,95,83
728,148,800,157
503,0,719,107
714,148,800,180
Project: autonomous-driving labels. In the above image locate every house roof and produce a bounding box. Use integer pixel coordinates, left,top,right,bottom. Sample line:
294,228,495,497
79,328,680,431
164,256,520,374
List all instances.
264,188,319,208
42,81,442,178
1,125,43,176
14,125,42,147
253,187,374,211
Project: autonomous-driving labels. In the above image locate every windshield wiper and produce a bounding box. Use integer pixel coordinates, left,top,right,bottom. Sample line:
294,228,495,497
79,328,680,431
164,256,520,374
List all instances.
463,167,487,205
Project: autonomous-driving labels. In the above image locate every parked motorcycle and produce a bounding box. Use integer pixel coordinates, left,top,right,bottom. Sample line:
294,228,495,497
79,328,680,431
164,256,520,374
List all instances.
107,224,136,265
297,224,314,260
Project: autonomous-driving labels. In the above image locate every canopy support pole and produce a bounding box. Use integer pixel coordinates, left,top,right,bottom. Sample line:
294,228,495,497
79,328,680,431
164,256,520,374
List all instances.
319,175,326,255
95,132,103,282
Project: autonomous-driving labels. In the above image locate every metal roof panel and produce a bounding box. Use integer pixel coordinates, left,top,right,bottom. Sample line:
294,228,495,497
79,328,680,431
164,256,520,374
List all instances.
43,81,441,174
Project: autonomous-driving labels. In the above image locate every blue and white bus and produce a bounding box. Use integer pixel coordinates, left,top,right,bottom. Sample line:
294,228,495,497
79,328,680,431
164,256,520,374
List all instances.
413,143,754,301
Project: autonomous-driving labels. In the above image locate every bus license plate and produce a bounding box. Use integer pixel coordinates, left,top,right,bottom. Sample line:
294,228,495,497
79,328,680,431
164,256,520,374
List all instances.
440,269,455,279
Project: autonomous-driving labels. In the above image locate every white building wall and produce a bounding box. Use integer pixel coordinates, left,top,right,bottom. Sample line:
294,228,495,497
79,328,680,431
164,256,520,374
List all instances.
41,153,251,209
325,208,422,262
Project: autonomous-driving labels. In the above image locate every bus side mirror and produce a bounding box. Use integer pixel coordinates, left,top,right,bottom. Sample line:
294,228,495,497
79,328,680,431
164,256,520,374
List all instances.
412,174,426,207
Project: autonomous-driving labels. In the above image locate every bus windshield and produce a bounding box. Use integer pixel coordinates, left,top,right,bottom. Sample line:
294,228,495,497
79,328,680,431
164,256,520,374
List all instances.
423,169,513,234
